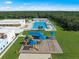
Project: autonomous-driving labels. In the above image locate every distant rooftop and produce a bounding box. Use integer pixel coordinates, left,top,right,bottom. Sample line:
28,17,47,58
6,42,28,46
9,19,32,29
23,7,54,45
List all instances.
33,18,48,21
0,19,25,24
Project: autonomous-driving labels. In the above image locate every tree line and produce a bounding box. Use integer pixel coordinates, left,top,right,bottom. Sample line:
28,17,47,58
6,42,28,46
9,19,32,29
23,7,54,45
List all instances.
0,11,79,31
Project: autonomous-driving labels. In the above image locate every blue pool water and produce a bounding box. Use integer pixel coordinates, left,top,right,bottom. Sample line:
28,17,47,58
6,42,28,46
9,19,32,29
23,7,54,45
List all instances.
33,22,48,29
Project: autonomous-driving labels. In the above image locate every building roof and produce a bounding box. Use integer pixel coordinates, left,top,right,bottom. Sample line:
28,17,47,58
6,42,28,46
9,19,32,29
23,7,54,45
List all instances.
0,19,25,24
33,18,48,21
0,28,14,33
0,27,23,33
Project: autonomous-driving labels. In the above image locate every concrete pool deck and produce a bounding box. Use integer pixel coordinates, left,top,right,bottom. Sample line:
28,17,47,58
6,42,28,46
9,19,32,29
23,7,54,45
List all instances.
19,39,63,54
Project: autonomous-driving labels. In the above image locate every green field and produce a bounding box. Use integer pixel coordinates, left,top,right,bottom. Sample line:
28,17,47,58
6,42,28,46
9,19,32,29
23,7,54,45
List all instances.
23,30,51,36
1,21,79,59
53,25,79,59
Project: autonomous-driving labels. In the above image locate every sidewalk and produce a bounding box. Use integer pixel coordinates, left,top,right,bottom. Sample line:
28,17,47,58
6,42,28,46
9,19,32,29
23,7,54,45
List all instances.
18,54,52,59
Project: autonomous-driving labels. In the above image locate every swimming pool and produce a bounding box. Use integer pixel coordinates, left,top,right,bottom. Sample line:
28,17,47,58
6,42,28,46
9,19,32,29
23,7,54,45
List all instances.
33,22,48,29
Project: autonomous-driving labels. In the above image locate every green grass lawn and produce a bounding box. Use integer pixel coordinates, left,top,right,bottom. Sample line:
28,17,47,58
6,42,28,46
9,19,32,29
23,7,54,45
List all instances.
52,25,79,59
2,37,24,59
23,30,51,36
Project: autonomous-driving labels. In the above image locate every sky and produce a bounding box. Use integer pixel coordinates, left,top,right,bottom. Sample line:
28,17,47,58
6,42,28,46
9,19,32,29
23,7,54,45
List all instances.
0,0,79,11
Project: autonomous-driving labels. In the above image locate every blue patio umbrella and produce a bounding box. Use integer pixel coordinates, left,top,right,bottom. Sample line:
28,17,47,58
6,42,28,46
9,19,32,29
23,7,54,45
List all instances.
29,40,38,46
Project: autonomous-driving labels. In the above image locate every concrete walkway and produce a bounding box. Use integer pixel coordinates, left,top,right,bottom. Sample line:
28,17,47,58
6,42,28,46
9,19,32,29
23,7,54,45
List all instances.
18,54,52,59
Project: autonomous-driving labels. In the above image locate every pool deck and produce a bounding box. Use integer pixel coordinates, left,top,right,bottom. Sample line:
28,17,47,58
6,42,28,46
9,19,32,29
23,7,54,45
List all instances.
19,39,63,54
